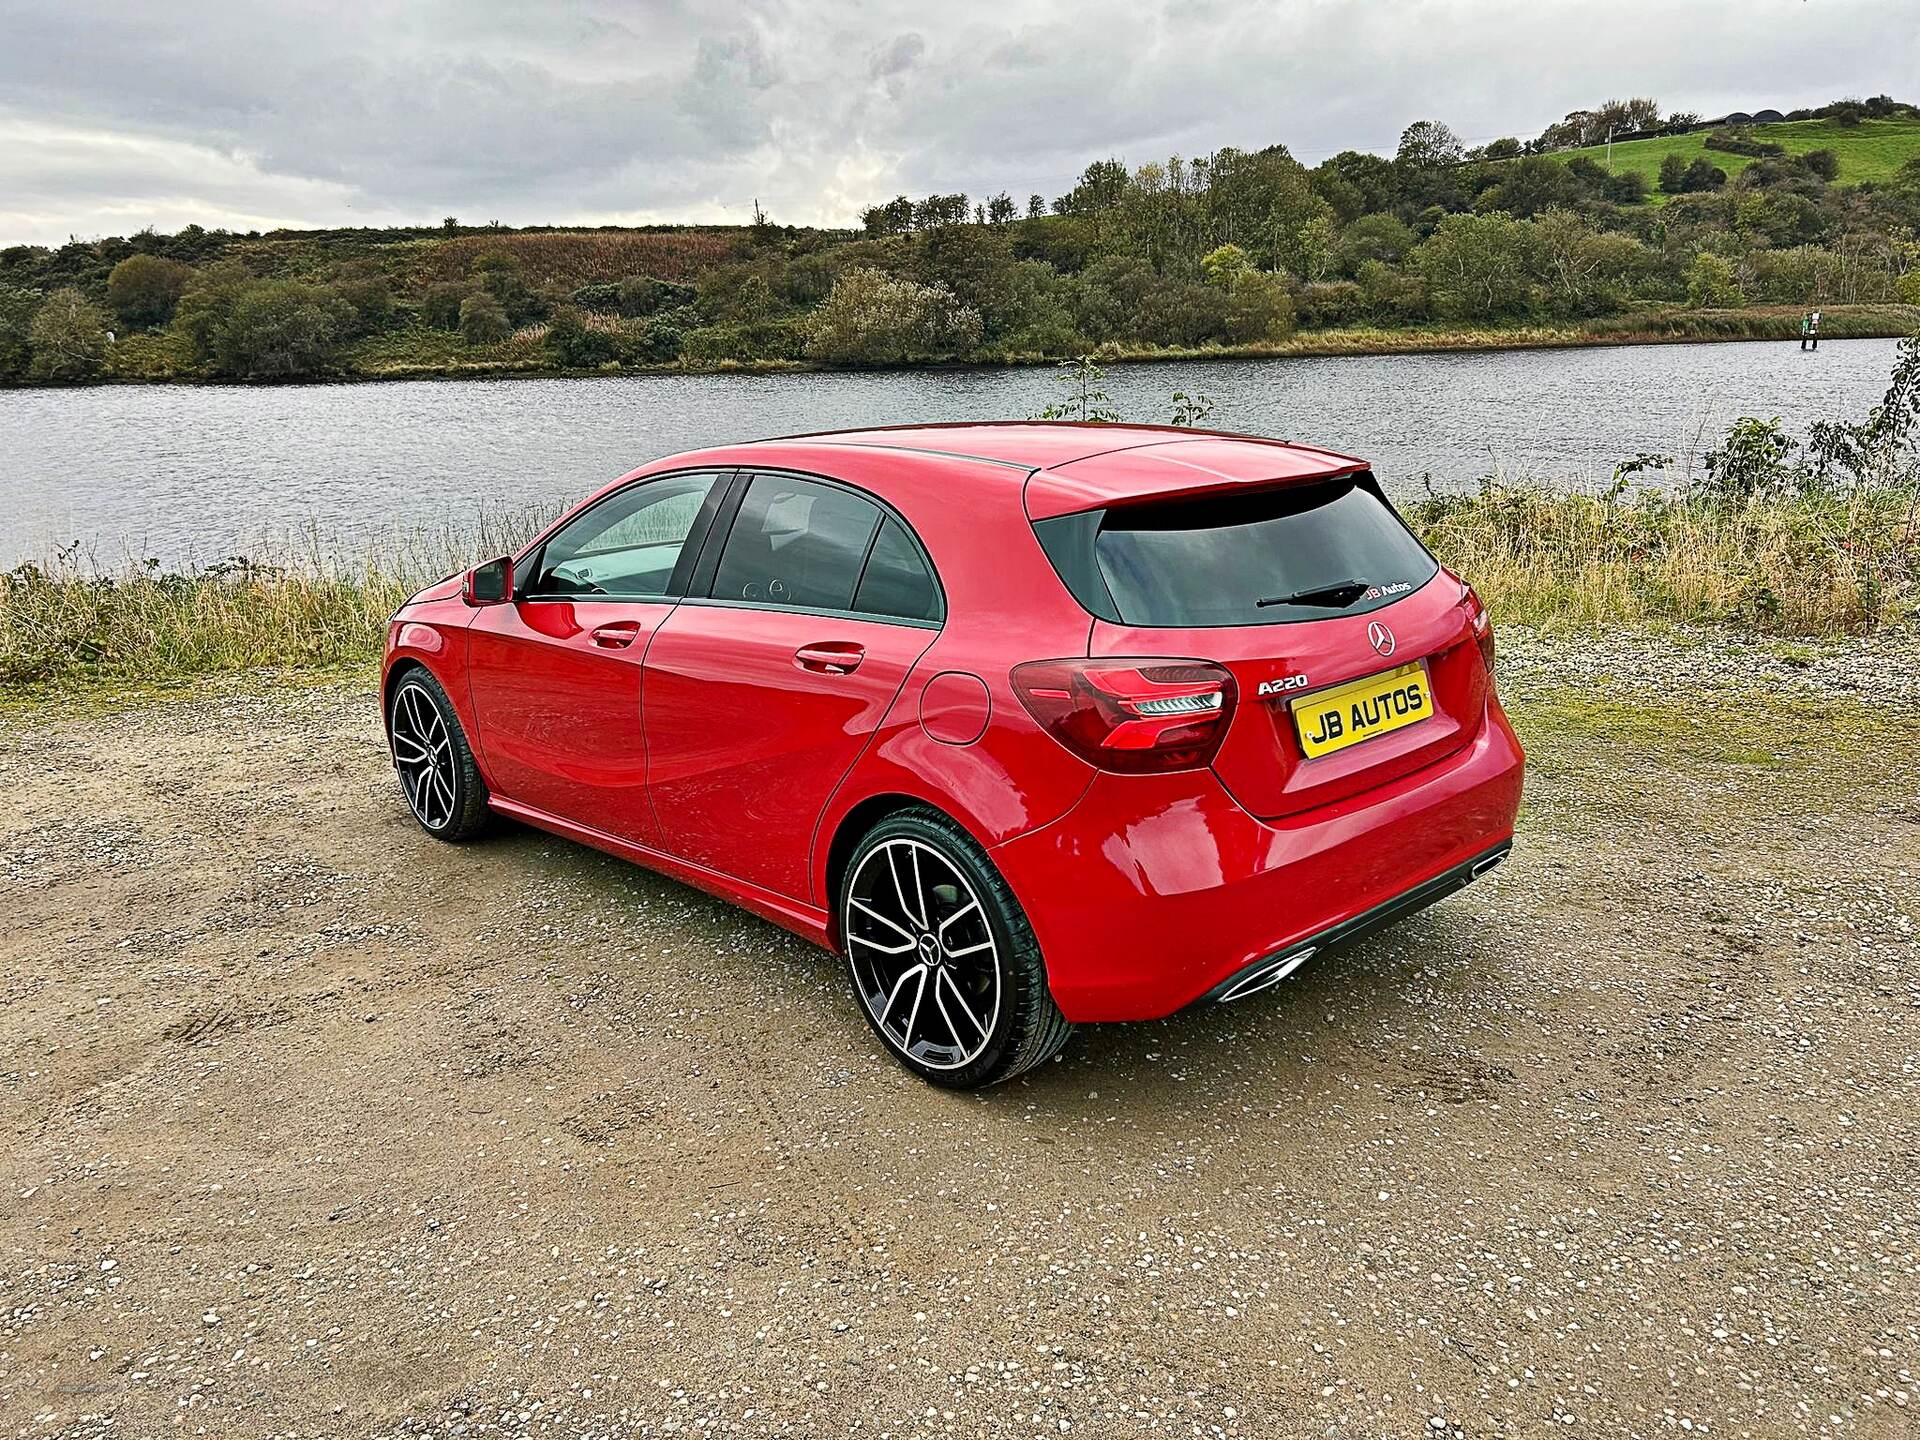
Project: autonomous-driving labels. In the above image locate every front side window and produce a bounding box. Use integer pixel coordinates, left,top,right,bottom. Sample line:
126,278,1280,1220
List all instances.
710,475,883,613
532,473,718,598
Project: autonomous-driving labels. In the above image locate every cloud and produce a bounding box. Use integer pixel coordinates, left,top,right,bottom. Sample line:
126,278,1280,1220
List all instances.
0,0,1912,245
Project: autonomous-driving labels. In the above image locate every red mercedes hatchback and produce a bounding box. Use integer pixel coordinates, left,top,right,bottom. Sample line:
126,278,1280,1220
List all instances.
384,424,1523,1087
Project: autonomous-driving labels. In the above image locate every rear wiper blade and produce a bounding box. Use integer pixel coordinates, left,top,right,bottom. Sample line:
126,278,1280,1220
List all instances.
1257,578,1369,609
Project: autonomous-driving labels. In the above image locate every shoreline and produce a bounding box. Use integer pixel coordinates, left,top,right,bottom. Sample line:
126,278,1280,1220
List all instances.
5,303,1914,392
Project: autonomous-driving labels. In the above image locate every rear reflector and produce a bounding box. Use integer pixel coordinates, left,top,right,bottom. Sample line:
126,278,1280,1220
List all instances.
1011,658,1237,773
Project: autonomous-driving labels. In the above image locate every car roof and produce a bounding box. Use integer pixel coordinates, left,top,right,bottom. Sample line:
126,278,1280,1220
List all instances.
737,422,1370,520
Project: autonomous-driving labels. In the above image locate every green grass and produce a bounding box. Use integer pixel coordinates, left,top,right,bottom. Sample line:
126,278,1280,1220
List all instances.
1565,116,1920,203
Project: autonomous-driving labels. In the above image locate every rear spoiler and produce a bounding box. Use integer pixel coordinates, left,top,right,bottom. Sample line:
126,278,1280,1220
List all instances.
1023,437,1370,520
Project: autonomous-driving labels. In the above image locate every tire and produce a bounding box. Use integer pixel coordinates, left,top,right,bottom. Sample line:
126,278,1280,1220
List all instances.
839,807,1072,1088
387,667,491,842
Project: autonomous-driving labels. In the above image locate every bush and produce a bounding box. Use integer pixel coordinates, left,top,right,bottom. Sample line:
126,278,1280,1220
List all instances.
1221,271,1297,342
458,292,512,345
1700,416,1800,502
803,267,982,364
469,253,544,326
107,254,193,328
624,320,684,364
1335,213,1416,272
545,307,619,368
27,288,110,381
207,281,355,379
618,275,697,317
1685,252,1744,307
566,282,623,313
1294,280,1366,329
422,282,471,330
1703,128,1784,158
334,278,395,337
1356,260,1428,320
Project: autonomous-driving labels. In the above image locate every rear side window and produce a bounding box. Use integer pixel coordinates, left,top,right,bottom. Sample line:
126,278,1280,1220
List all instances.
853,517,941,622
711,475,882,612
1036,475,1438,626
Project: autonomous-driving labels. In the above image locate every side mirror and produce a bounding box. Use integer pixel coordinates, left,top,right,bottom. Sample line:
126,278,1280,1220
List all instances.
464,555,513,606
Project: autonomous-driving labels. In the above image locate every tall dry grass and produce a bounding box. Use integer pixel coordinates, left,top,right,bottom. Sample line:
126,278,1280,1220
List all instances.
4,483,1913,695
0,505,551,692
1407,480,1920,633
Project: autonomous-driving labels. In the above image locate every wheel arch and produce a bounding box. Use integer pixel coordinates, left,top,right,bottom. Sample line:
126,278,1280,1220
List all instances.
381,656,430,737
820,793,985,950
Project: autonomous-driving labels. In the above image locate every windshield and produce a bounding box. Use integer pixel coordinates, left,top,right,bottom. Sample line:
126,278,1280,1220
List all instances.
1038,475,1438,627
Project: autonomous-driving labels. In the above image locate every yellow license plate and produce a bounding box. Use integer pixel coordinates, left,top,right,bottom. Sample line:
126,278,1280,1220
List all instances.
1292,660,1432,759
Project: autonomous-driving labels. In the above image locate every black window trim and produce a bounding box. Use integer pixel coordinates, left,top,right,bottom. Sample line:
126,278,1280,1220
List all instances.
516,467,737,604
682,466,947,630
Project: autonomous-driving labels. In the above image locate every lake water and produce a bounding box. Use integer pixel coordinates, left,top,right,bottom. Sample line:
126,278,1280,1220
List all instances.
0,337,1898,568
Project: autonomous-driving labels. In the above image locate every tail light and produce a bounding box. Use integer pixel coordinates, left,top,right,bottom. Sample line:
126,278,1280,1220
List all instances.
1461,582,1495,672
1011,658,1237,773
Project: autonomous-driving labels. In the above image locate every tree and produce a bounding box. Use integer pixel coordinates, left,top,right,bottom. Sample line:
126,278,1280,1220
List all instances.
1053,160,1130,215
1658,154,1689,194
1336,213,1416,272
1685,252,1744,307
1200,243,1253,287
861,195,915,236
913,223,1020,338
107,254,193,328
986,192,1017,225
1396,120,1464,170
0,285,39,379
1474,156,1576,218
1411,212,1537,319
459,292,511,345
804,267,982,363
1027,194,1045,220
27,288,111,381
1282,213,1337,281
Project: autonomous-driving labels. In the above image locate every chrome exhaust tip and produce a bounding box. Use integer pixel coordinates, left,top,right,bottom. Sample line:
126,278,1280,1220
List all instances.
1216,945,1317,1003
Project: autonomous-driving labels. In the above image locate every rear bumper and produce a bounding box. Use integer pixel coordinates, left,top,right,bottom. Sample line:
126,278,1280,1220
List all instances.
991,702,1525,1022
1202,839,1510,1003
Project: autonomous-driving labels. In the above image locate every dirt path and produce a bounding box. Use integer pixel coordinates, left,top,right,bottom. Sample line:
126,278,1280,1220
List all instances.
2,635,1917,1439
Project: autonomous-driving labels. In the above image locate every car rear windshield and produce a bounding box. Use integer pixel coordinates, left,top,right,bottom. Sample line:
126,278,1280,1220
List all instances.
1033,474,1438,627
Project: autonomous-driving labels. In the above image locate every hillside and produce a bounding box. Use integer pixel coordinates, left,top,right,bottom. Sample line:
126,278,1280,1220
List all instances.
1566,115,1920,200
4,98,1918,387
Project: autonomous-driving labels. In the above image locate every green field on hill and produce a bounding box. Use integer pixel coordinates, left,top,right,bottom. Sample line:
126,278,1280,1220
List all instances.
1568,116,1920,201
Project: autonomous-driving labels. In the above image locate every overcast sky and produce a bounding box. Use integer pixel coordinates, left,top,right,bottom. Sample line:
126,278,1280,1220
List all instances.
1,0,1912,247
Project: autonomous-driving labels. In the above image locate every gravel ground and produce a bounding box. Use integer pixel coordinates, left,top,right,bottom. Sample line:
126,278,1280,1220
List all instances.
1,630,1917,1439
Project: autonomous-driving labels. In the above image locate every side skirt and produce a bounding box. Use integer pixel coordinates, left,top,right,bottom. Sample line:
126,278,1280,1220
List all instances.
488,796,834,949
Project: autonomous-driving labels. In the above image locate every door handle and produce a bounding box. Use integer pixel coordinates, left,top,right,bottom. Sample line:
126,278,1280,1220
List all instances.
795,642,865,674
590,621,642,649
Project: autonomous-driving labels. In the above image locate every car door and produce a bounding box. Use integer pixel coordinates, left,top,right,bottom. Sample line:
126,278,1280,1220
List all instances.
465,470,727,845
643,471,945,902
